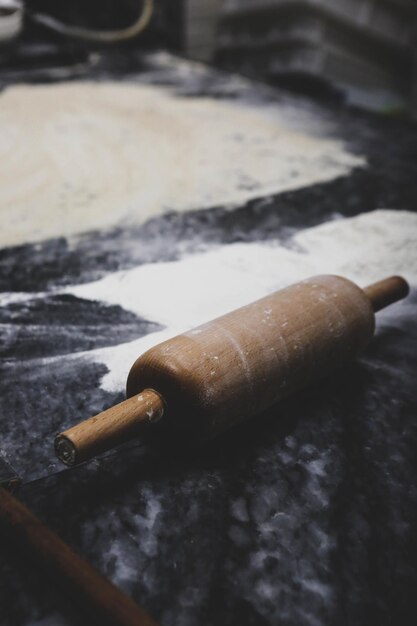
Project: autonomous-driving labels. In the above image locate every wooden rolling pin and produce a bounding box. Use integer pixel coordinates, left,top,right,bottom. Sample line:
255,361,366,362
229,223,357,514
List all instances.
55,274,409,466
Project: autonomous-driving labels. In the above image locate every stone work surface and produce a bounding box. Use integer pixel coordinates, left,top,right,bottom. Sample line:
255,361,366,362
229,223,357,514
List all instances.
0,52,416,626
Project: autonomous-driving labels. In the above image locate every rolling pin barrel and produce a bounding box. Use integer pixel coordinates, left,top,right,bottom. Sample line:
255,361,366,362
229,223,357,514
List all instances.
55,275,409,466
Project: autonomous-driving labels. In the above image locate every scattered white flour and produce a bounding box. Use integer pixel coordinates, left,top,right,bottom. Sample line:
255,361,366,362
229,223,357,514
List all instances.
62,209,417,393
0,80,363,248
294,209,417,281
67,241,311,328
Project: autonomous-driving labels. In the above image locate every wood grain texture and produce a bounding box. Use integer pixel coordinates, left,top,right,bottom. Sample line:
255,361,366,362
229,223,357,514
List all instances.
127,275,375,445
0,487,159,626
56,388,164,466
364,276,409,312
57,274,409,463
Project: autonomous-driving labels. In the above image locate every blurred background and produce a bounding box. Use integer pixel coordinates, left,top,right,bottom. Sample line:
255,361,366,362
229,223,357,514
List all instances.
1,0,416,114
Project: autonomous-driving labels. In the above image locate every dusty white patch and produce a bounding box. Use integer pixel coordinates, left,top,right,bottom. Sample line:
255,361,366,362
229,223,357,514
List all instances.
100,486,163,589
67,242,311,327
63,209,417,393
0,80,363,248
0,291,42,307
294,208,417,283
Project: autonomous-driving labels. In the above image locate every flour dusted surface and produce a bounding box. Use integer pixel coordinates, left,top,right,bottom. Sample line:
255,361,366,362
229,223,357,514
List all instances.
60,208,417,393
0,81,364,248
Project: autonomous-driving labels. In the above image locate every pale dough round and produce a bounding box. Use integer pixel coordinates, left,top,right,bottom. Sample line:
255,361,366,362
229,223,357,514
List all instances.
0,81,363,247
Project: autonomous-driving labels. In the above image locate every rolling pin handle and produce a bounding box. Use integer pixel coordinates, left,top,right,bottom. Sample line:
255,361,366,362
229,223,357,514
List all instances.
55,389,165,466
363,276,409,312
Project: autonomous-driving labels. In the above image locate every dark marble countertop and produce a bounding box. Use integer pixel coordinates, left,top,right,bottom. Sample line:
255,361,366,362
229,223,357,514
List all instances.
0,49,416,626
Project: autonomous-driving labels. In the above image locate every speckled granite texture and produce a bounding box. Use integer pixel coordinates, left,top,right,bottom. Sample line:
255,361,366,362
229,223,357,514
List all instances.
0,51,417,626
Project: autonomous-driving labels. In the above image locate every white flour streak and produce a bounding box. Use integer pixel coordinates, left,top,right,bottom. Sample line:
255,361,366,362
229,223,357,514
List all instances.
294,209,417,285
0,81,363,248
0,292,44,307
63,209,417,393
67,243,311,328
